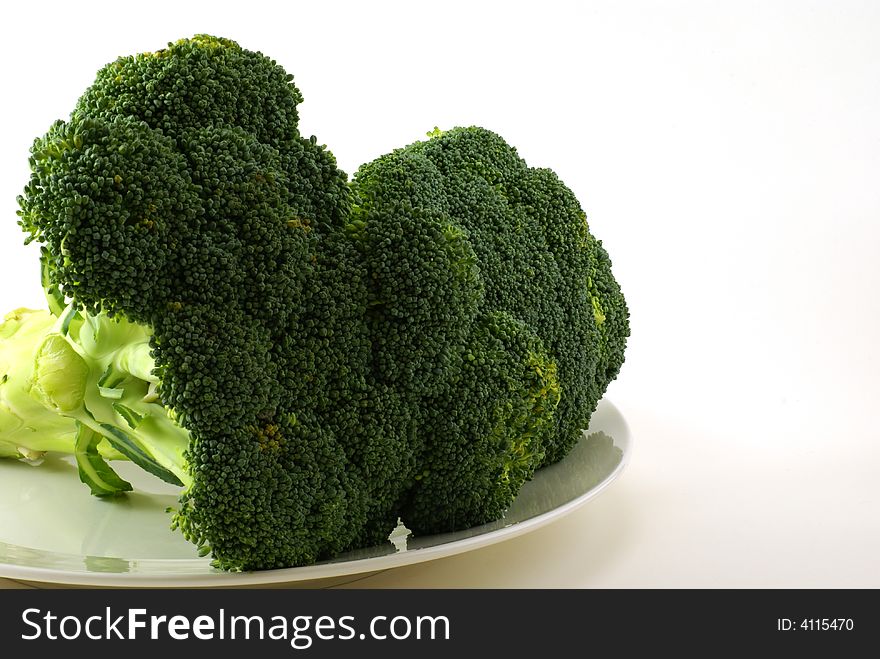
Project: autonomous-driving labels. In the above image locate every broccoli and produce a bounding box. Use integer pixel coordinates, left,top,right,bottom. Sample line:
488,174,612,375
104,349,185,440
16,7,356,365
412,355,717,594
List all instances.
15,35,371,569
348,126,629,532
2,35,629,570
351,126,630,467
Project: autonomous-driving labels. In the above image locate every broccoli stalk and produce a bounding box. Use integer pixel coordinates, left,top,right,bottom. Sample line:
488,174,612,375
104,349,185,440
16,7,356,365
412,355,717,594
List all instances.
0,305,190,495
0,308,77,459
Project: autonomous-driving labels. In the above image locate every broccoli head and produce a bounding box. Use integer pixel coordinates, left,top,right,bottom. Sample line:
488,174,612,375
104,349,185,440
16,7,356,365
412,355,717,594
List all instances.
346,127,629,535
4,36,629,570
15,35,383,569
351,127,629,470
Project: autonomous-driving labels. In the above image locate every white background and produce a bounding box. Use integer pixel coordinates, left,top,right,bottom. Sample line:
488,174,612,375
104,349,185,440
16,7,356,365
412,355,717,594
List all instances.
1,0,878,587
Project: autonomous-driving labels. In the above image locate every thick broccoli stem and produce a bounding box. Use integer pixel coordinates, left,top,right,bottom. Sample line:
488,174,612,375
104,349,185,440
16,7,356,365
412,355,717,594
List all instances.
0,306,191,492
0,309,77,458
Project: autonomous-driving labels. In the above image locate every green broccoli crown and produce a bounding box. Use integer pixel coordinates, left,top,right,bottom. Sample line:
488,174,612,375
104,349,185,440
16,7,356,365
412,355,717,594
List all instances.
9,36,629,570
351,126,630,472
19,115,202,319
16,35,366,569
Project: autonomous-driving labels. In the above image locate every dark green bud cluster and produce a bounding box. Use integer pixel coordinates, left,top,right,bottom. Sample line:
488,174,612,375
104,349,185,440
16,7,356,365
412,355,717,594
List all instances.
18,36,359,569
14,36,628,569
403,311,560,533
76,34,302,147
352,127,630,469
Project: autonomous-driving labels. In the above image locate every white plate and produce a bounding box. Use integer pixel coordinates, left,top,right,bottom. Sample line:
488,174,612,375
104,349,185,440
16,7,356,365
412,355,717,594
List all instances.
0,399,630,587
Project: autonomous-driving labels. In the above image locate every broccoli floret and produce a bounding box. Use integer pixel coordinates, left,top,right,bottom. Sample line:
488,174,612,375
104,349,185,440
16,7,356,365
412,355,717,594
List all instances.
351,127,630,469
340,126,628,533
75,34,302,147
14,35,374,569
19,115,202,320
350,202,483,394
402,311,560,533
